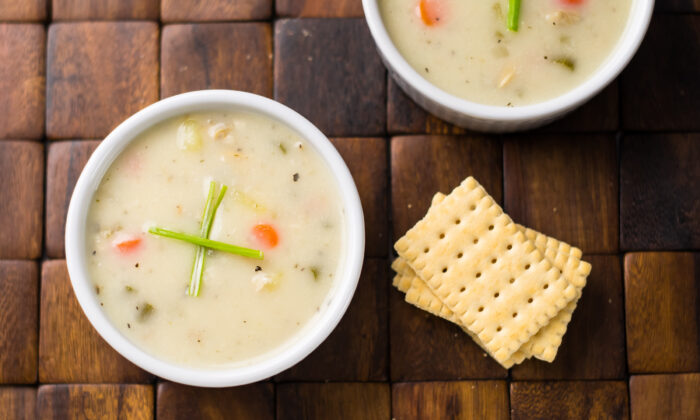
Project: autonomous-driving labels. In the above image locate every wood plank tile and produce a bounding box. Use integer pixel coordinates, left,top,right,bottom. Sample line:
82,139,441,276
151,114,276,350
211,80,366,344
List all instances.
392,381,509,420
655,1,700,19
277,383,390,420
161,0,271,22
0,24,45,139
389,285,507,380
503,134,618,254
0,387,36,420
39,260,153,383
510,381,629,420
512,255,625,380
0,0,46,21
161,23,273,99
276,0,363,17
46,22,159,139
621,16,700,131
37,384,153,419
0,261,38,384
157,382,273,420
624,252,700,373
52,0,159,20
0,141,44,259
330,138,388,257
45,140,100,258
387,78,618,134
391,135,502,243
274,19,386,137
620,133,700,251
629,373,700,420
276,259,388,381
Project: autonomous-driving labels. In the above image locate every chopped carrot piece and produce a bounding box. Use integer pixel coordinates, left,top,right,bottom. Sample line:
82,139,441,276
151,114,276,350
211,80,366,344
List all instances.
113,234,142,253
251,224,279,249
559,0,585,5
416,0,444,26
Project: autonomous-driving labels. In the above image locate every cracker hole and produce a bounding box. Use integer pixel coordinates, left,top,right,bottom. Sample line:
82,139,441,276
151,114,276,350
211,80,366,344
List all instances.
496,326,502,332
473,238,479,244
476,272,481,278
439,233,445,239
509,278,515,284
488,225,494,230
512,312,517,318
460,287,466,293
525,264,531,270
470,205,476,211
442,267,447,273
457,252,463,258
491,258,497,264
527,298,533,303
559,269,563,274
494,292,499,298
423,248,429,253
455,219,461,224
478,306,484,312
507,244,512,250
543,283,549,289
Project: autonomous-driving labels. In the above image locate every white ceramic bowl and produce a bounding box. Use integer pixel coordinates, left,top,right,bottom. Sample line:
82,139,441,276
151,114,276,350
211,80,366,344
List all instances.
363,0,654,132
65,90,365,387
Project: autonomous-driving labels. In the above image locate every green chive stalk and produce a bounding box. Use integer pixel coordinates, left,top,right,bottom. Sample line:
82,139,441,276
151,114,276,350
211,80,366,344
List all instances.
507,0,521,32
149,227,264,260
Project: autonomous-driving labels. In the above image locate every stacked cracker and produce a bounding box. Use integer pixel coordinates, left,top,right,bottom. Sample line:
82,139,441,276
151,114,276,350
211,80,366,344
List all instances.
392,177,591,369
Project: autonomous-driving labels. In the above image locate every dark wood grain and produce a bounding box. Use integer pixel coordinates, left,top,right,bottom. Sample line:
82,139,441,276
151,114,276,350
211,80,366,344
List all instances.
276,0,363,17
510,381,629,420
39,260,153,383
161,0,271,22
46,22,159,139
620,133,700,251
330,138,388,258
391,135,502,243
52,0,159,20
0,24,45,140
390,286,507,380
277,383,390,420
157,382,273,420
655,0,700,11
276,259,388,381
629,373,700,420
161,23,273,99
0,0,45,21
0,141,44,259
0,261,38,384
0,387,36,420
45,140,100,258
387,78,618,134
274,19,386,137
503,134,618,254
392,381,509,420
624,252,699,373
512,255,625,380
37,384,153,419
621,15,700,131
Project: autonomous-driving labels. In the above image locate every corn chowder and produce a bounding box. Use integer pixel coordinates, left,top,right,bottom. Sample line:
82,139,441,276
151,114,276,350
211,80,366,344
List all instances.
379,0,631,106
85,111,346,368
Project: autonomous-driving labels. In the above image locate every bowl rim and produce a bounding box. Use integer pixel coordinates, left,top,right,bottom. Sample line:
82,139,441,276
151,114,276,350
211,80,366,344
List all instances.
64,90,365,387
362,0,654,121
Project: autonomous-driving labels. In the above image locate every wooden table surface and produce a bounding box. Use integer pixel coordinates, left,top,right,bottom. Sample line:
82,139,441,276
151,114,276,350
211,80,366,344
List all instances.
0,1,699,419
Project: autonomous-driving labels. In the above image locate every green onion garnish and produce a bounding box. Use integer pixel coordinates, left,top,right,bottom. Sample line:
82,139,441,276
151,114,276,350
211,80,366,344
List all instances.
507,0,521,32
149,227,264,260
188,181,227,296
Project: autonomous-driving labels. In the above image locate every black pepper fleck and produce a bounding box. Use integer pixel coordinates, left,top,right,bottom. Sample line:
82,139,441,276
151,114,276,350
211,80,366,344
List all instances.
293,173,300,182
92,250,96,255
255,266,262,272
135,263,139,268
127,323,131,329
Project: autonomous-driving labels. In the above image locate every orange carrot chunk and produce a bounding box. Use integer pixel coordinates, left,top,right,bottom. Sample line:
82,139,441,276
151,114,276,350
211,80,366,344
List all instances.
416,0,444,26
251,224,279,249
113,235,142,253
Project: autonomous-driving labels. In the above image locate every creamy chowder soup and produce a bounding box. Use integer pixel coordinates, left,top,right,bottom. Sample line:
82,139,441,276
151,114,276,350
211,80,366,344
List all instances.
86,111,345,368
380,0,631,106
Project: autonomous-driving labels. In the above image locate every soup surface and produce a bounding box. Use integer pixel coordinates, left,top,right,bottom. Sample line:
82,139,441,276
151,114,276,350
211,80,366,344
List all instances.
86,111,345,368
379,0,631,106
